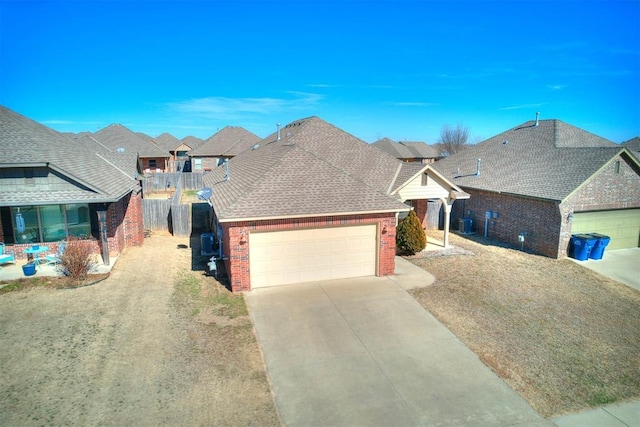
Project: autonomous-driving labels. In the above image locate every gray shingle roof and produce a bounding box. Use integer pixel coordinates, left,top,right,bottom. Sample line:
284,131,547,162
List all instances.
623,137,640,161
433,119,626,201
190,126,261,157
372,138,439,160
154,132,181,151
0,105,140,206
204,116,410,221
92,124,170,158
181,135,204,149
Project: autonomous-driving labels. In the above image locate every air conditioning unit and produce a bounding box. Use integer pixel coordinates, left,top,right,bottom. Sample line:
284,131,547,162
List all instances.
459,218,472,234
201,233,215,256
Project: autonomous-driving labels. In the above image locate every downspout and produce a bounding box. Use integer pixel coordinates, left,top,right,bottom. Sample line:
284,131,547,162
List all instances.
97,207,110,266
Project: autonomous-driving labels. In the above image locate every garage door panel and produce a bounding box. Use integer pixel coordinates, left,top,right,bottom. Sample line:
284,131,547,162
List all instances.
250,225,377,289
572,209,640,250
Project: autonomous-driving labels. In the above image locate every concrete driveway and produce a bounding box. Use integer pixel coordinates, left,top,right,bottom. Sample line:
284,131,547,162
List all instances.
569,248,640,292
245,265,551,427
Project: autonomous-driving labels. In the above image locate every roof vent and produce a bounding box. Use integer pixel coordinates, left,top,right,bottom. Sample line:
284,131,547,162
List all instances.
117,147,125,152
276,123,281,141
503,140,508,145
534,112,540,127
252,144,260,150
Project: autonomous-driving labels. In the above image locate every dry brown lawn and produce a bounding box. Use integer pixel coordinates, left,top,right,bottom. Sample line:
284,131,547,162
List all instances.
0,233,279,426
409,232,640,417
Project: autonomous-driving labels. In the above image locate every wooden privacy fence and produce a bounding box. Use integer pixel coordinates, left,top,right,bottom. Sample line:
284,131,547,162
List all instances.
141,172,204,193
142,172,207,236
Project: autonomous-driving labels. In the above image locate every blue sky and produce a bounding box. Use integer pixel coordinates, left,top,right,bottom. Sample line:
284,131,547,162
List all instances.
1,0,638,143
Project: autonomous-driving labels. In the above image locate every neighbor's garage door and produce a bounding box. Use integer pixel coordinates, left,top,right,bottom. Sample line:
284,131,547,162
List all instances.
572,209,640,250
249,225,377,289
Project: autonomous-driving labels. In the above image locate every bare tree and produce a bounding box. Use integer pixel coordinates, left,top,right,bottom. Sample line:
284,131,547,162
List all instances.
438,123,470,156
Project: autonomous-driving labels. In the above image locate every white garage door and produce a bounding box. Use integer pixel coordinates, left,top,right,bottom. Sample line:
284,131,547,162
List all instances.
249,225,377,289
572,209,640,250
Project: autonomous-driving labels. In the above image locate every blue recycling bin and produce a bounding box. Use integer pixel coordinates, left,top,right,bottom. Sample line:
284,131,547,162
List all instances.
570,234,598,261
587,233,611,260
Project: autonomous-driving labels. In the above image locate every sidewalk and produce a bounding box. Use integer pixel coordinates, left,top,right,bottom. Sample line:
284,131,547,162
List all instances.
551,400,639,426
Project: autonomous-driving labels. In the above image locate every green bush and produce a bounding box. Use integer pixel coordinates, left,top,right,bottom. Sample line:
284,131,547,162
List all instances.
396,210,427,255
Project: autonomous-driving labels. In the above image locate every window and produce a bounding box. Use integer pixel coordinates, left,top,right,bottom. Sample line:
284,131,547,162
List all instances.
149,159,157,169
421,173,429,186
615,161,621,174
10,204,91,243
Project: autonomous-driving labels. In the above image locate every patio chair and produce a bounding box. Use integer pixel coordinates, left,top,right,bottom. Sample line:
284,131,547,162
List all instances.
45,242,66,269
0,242,16,268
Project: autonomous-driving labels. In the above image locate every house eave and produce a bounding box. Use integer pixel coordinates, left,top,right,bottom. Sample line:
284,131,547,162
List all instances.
217,208,410,223
0,162,49,168
0,197,119,207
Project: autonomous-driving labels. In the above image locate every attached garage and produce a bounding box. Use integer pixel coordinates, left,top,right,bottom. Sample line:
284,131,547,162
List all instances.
249,225,378,288
571,209,640,250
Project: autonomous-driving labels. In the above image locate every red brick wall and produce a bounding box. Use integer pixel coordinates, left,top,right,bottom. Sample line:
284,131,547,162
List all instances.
220,213,397,292
453,189,563,258
413,199,428,228
105,190,145,256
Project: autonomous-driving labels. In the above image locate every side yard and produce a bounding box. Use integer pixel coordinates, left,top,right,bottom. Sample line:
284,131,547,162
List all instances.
410,232,640,417
0,233,279,426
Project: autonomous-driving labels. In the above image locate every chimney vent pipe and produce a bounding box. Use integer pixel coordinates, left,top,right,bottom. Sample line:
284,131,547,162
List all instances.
534,112,540,127
276,123,281,140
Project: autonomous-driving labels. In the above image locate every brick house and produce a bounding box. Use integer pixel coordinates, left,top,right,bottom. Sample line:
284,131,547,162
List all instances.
433,118,640,258
189,126,261,171
154,132,197,171
203,117,468,292
0,106,145,265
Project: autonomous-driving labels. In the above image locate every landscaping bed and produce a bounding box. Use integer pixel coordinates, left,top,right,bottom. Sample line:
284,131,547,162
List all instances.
409,231,640,417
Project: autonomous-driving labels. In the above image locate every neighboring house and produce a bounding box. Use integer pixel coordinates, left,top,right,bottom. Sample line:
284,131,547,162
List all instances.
203,116,468,292
189,126,261,171
181,135,204,151
623,137,640,161
433,118,640,258
92,124,171,174
155,132,196,171
0,106,145,263
372,137,441,163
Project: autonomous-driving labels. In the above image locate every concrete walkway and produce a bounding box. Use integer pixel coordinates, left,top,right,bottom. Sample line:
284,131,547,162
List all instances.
245,257,551,426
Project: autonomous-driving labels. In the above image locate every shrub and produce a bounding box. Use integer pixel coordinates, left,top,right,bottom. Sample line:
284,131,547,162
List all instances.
396,210,427,255
59,237,96,282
